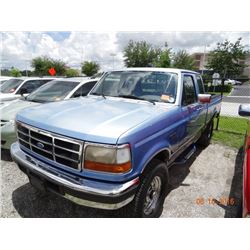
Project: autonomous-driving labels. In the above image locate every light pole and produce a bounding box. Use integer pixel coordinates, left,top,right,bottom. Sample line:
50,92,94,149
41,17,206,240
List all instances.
0,32,3,76
201,44,210,75
110,53,116,70
79,32,84,75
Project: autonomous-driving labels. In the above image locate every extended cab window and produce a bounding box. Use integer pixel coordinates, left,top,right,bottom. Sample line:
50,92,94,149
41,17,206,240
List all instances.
182,75,197,106
72,81,97,98
196,75,205,94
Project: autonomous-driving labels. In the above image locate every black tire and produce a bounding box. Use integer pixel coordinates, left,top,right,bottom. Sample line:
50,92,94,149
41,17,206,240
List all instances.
197,119,214,147
119,159,169,218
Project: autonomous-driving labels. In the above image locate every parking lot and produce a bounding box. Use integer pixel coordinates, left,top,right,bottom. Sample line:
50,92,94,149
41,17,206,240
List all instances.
0,143,243,218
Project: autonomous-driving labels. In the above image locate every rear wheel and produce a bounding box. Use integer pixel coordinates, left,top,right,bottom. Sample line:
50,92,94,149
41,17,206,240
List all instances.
197,119,214,147
120,159,169,218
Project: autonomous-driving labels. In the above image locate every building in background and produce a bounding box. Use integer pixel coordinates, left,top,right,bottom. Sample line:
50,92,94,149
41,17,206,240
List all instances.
240,53,250,78
192,52,209,72
192,52,250,79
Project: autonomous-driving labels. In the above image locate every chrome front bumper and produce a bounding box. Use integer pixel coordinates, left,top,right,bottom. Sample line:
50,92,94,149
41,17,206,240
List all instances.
10,142,139,210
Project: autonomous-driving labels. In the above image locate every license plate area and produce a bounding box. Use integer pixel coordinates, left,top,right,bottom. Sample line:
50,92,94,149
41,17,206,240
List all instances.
29,173,46,193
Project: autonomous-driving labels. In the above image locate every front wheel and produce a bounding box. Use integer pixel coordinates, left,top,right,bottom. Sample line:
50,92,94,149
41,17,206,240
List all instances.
120,159,169,218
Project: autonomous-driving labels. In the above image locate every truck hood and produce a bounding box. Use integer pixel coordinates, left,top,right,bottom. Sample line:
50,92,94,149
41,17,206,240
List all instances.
1,99,40,121
16,96,168,144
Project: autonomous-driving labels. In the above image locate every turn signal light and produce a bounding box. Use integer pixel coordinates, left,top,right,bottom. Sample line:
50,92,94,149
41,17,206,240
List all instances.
84,160,131,173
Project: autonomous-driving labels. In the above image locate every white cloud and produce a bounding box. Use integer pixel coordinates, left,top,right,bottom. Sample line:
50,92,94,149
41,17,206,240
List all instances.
1,31,249,71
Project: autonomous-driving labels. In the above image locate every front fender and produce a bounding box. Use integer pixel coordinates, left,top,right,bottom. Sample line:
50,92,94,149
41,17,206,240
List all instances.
132,138,171,176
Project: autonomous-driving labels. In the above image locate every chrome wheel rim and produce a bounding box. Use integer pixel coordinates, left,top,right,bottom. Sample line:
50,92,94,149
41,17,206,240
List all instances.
143,176,162,216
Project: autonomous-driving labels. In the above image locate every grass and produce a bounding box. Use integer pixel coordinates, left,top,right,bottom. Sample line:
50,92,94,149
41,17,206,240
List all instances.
207,91,230,96
212,116,248,149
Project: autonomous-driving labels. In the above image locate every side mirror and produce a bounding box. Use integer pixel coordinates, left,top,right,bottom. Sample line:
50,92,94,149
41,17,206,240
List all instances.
198,94,211,104
19,88,28,96
238,104,250,117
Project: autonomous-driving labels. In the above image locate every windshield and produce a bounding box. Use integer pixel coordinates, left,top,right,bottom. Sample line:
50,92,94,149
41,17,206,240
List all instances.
90,71,178,103
26,80,79,103
0,80,7,84
0,79,24,93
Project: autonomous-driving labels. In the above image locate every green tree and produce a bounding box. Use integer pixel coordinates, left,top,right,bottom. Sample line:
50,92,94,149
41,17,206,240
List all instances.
81,61,100,76
10,67,22,77
153,48,171,68
51,58,66,76
31,56,66,76
172,50,195,70
31,56,52,76
65,68,80,77
207,38,248,79
124,40,163,67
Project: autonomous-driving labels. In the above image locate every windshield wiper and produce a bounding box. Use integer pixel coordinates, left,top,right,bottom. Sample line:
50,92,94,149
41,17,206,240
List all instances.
118,94,155,105
27,99,45,103
91,92,106,99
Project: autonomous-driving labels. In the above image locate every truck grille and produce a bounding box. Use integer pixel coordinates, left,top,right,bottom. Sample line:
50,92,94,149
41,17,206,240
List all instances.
16,122,83,170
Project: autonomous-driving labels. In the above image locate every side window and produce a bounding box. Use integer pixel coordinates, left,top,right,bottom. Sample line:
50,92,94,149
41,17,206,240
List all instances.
182,75,197,106
72,81,97,98
17,80,50,94
196,75,205,94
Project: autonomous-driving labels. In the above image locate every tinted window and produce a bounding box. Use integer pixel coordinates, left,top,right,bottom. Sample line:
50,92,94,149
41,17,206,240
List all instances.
26,80,79,103
16,79,52,94
0,79,24,93
182,75,197,106
196,75,205,94
72,81,97,98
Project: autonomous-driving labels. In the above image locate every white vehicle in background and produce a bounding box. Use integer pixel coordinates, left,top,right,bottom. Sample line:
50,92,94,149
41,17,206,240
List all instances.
0,77,56,103
1,77,99,149
215,79,243,86
224,79,242,85
0,76,13,85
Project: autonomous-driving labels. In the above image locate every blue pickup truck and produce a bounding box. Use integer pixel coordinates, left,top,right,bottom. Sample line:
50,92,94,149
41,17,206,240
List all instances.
11,68,221,217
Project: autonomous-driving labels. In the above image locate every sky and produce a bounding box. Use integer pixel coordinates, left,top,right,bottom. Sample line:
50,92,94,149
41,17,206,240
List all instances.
0,31,249,71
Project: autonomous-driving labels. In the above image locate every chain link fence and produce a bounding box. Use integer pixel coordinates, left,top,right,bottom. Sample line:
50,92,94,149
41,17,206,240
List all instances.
204,78,250,149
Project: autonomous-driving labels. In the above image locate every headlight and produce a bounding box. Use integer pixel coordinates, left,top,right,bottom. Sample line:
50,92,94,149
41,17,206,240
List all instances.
84,144,131,173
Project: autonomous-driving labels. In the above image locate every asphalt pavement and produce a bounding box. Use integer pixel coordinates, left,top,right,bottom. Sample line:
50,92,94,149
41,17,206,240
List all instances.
220,84,249,117
223,84,250,104
230,84,250,97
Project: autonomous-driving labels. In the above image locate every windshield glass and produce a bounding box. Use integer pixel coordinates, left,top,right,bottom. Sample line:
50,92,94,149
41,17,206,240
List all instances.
0,79,24,93
26,80,79,103
90,71,178,103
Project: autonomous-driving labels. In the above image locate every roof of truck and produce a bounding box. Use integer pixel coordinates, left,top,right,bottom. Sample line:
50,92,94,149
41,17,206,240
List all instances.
109,67,199,74
49,77,99,83
11,77,57,80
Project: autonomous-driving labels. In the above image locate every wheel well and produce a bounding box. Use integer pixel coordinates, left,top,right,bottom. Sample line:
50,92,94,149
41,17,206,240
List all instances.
141,149,170,180
154,150,170,163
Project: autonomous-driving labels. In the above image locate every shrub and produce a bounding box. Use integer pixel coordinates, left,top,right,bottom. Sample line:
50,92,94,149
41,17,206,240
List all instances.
205,84,232,93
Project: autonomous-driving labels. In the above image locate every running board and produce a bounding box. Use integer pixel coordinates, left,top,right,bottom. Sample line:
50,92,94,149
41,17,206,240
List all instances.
174,145,196,165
